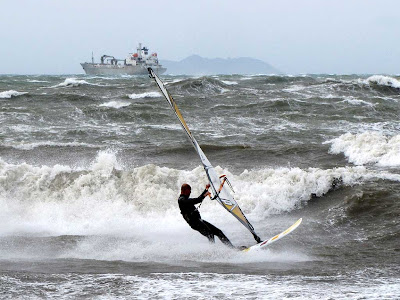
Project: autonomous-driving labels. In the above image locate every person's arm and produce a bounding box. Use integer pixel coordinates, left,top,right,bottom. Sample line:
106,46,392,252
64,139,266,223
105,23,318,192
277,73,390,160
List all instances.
187,184,211,204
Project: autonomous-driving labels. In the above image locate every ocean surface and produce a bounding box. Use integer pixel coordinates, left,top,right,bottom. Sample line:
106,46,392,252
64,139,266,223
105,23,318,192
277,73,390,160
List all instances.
0,73,399,299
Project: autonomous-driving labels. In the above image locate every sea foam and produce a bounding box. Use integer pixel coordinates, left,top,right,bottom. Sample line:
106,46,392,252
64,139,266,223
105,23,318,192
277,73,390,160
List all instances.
50,78,95,88
326,132,400,166
1,151,396,237
27,79,49,83
99,101,131,109
128,92,161,99
361,75,400,89
342,98,375,107
0,90,28,99
221,80,238,85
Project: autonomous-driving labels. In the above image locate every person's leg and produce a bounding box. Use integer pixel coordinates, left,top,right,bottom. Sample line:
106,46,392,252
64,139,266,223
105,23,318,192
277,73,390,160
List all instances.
201,220,234,248
189,219,215,243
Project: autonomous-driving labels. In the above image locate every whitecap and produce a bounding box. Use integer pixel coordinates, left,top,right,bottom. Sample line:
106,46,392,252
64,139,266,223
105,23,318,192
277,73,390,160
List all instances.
50,78,96,88
165,78,185,85
27,79,49,83
361,75,400,89
221,80,238,85
282,85,306,93
0,90,28,99
341,98,375,107
325,132,400,166
128,91,161,99
0,152,397,239
100,101,131,109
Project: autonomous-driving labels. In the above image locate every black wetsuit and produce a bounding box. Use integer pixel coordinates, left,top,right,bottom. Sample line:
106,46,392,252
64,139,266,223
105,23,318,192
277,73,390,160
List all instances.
178,190,233,247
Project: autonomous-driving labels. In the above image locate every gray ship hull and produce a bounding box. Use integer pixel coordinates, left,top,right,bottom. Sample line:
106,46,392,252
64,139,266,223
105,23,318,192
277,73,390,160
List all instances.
81,63,166,75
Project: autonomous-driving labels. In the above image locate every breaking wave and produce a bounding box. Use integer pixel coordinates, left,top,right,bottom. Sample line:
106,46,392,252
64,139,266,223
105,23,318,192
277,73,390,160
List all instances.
341,98,376,107
50,78,97,88
362,75,400,90
220,80,238,85
27,79,49,83
1,151,397,236
326,132,400,166
0,90,28,99
127,91,162,99
100,100,131,109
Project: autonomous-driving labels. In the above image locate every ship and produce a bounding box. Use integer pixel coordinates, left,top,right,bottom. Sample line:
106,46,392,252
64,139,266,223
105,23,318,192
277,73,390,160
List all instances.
81,43,167,75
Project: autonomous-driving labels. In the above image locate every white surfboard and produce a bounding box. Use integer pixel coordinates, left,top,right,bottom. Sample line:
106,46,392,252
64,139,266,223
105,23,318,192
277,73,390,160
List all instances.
242,218,302,252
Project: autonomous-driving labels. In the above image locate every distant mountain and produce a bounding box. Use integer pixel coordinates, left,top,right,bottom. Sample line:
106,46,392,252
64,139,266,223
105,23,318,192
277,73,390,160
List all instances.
160,55,281,75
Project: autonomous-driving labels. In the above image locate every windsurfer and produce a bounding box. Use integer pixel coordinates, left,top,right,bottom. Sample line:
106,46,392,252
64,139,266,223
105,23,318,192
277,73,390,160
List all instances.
178,183,234,248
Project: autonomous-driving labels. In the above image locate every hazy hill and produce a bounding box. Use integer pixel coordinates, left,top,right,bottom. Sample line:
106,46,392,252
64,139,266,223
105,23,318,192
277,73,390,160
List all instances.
160,55,280,75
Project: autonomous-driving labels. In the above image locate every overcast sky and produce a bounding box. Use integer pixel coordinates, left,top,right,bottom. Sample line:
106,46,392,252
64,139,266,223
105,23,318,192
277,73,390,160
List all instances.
1,0,399,74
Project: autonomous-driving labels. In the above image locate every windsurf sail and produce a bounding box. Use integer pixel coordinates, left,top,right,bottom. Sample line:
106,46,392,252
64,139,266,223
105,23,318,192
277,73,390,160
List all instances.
148,67,261,243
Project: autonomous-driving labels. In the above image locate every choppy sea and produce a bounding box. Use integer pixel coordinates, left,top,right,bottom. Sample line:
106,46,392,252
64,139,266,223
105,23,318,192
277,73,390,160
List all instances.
0,73,399,299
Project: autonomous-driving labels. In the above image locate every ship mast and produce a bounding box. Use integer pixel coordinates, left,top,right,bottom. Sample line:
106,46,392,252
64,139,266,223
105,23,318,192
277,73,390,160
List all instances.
137,43,142,60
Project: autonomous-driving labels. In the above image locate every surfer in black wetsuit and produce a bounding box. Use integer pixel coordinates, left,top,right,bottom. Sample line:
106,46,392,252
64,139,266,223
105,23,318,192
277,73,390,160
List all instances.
178,183,234,248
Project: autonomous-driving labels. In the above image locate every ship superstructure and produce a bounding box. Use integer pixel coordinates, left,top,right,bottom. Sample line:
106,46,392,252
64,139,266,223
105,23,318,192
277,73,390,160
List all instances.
81,43,166,75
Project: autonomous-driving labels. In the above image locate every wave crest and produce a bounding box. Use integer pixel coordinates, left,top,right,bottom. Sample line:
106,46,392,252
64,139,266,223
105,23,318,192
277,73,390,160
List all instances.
326,132,400,166
99,101,131,109
362,75,400,90
50,78,95,88
1,151,393,236
0,90,28,99
127,91,161,99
